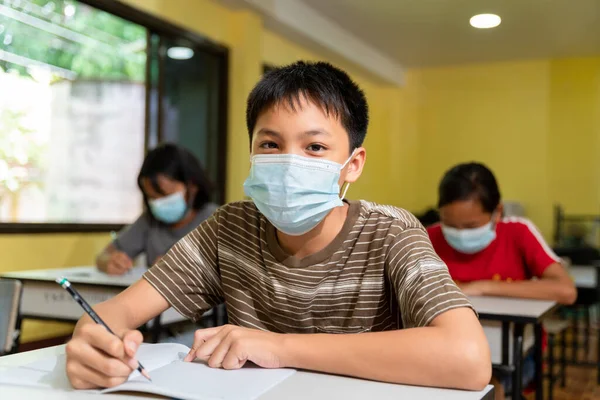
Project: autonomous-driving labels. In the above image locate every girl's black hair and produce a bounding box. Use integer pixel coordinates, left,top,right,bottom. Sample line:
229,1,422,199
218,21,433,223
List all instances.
438,162,501,213
137,143,214,218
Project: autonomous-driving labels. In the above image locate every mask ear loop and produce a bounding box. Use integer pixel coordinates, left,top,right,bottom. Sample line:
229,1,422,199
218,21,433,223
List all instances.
340,182,351,200
340,149,358,200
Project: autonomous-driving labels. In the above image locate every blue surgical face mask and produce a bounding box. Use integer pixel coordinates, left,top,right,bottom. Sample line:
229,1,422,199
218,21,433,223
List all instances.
441,219,497,254
243,152,354,236
149,191,188,224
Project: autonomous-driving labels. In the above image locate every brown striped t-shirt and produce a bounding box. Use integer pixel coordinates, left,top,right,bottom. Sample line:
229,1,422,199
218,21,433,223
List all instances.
143,200,473,332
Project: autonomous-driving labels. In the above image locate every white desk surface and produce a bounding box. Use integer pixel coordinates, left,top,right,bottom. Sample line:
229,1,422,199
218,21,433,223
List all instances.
469,296,556,320
1,266,188,325
1,266,145,287
570,265,598,289
0,345,493,400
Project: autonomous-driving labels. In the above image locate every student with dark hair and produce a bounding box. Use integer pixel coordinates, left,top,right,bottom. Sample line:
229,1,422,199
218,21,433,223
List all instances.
96,143,218,275
427,162,575,303
427,162,576,399
67,61,491,391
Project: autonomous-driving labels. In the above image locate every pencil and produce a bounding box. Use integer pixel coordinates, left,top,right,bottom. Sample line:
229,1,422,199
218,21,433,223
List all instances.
56,277,152,382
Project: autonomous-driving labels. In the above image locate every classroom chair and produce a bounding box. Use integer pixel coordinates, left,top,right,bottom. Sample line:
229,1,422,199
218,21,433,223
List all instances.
0,279,22,356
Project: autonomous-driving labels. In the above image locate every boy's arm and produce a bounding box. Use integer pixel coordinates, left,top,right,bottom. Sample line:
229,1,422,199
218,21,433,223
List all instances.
68,212,223,389
186,226,491,390
186,307,491,390
73,278,169,336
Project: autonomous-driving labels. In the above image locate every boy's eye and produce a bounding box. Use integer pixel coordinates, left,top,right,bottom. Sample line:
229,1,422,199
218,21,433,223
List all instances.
259,141,278,149
307,144,326,152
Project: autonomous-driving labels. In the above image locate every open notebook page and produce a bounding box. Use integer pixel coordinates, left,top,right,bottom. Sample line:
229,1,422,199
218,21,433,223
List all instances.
0,343,190,391
0,343,296,400
103,356,296,400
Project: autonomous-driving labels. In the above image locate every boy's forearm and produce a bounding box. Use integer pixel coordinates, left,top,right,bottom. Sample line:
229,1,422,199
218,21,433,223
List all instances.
282,328,489,390
480,280,576,304
74,279,169,338
74,300,135,338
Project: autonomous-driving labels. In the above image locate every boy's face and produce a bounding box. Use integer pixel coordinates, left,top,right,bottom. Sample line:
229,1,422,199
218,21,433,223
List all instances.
251,96,366,186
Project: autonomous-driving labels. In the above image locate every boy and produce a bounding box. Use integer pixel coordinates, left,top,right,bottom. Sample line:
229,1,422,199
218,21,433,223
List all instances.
65,61,491,391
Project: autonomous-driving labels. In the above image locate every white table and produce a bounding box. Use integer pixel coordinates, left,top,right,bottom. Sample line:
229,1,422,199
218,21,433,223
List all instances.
570,264,598,289
0,266,213,346
470,296,557,400
0,345,494,400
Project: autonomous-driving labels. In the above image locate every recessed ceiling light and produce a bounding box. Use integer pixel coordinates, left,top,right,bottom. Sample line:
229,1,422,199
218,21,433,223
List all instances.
167,47,194,60
470,14,501,29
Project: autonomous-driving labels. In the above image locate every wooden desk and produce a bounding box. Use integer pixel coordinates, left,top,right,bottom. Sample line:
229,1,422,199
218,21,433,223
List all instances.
0,345,494,400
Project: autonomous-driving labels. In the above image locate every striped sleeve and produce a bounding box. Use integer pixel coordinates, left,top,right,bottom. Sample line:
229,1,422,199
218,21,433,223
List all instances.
143,211,224,322
386,226,474,328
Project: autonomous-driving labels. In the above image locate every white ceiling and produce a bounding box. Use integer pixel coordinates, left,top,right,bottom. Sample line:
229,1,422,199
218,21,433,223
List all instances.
300,0,600,67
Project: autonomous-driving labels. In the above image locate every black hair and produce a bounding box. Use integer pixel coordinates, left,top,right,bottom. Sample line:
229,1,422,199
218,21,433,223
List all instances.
437,162,501,213
137,143,214,218
246,61,369,152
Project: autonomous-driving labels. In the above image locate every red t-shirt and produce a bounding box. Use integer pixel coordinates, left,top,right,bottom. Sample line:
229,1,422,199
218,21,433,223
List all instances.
426,217,560,282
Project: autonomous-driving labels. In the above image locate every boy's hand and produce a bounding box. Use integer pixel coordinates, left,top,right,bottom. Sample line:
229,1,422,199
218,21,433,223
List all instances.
106,251,133,275
184,325,286,370
66,324,143,389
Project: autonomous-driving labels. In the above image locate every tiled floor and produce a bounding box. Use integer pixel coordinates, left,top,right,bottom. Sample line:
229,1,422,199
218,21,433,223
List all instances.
524,325,599,400
529,365,599,400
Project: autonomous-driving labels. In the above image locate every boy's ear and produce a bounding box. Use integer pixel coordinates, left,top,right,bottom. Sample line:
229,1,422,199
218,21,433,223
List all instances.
344,147,366,183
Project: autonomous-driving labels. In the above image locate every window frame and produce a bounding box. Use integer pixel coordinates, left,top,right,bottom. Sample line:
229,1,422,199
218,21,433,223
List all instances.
0,0,229,234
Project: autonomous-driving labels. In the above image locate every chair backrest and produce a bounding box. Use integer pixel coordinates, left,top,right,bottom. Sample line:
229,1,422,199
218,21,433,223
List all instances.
0,279,22,355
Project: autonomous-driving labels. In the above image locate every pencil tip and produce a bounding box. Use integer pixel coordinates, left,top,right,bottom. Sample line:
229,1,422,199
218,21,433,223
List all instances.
141,369,152,382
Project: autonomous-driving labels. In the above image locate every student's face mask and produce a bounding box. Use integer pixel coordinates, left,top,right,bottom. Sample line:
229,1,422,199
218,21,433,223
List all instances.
149,191,188,224
243,152,355,236
441,216,497,254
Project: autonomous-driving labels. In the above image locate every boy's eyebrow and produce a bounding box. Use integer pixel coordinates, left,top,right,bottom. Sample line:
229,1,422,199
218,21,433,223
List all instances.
303,129,331,137
256,129,281,138
255,129,331,137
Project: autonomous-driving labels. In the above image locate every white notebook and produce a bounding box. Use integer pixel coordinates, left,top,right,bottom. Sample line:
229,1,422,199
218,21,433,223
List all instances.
0,343,296,400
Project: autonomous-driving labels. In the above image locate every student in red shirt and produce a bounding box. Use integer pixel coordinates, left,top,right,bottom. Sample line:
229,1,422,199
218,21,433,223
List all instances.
426,162,576,399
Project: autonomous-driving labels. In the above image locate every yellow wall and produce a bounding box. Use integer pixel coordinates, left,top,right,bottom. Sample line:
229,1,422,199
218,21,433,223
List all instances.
547,58,600,216
409,57,600,238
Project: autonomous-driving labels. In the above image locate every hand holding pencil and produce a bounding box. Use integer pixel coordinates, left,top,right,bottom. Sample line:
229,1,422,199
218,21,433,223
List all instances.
58,278,152,389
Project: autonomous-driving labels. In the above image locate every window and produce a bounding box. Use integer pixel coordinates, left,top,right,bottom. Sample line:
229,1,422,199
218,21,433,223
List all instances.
0,0,228,232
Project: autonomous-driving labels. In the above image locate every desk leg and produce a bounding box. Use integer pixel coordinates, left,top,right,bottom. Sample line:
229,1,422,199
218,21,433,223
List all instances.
502,321,510,365
150,314,162,343
534,323,543,400
572,309,579,363
584,307,590,362
9,314,23,354
512,323,524,400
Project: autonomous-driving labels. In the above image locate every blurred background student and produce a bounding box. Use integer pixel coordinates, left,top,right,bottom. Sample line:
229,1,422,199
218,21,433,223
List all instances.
97,143,218,275
426,162,577,399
